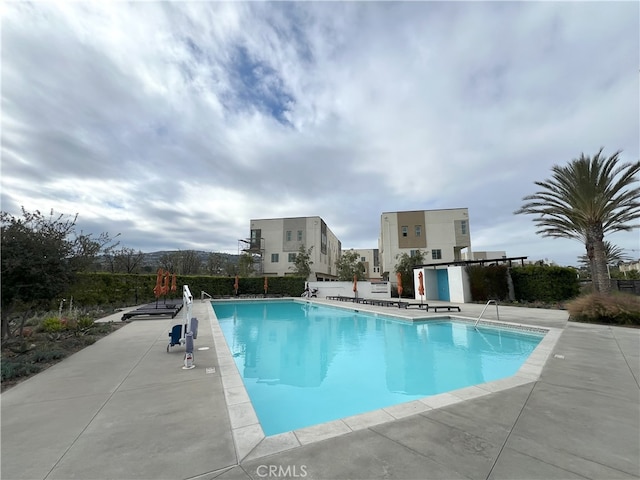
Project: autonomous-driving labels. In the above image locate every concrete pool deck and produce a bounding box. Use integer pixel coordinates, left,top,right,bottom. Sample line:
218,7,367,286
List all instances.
1,299,638,479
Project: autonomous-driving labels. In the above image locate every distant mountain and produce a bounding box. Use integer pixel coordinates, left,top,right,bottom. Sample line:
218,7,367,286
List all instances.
140,250,239,267
96,250,239,274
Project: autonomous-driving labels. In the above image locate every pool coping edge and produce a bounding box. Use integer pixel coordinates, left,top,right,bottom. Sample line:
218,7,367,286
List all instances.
206,298,562,463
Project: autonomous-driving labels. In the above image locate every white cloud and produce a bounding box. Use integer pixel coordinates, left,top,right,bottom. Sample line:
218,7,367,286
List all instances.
2,1,638,265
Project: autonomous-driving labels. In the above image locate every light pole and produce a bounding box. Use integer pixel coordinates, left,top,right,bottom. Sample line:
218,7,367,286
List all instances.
384,216,391,279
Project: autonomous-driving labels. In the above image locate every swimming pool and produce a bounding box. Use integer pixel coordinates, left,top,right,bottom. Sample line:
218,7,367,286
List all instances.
212,300,544,436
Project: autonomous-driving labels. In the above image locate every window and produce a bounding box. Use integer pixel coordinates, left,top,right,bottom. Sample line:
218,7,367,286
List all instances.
297,230,303,241
250,229,261,249
415,225,422,237
410,250,419,257
271,253,279,263
432,249,442,260
288,253,296,262
461,220,467,235
401,226,408,237
286,230,292,242
361,257,366,262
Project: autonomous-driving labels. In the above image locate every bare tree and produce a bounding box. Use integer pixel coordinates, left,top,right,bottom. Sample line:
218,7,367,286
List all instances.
180,250,201,275
206,253,230,275
109,247,145,273
238,253,255,276
159,252,179,272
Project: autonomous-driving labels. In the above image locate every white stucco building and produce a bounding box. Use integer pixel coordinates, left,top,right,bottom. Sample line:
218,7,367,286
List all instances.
462,250,507,261
342,248,382,281
244,217,342,281
619,260,640,276
379,208,472,278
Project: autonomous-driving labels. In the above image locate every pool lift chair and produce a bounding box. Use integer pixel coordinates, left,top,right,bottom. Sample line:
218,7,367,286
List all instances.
168,285,199,352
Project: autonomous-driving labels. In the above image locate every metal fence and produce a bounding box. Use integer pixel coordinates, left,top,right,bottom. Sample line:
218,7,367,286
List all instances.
614,280,640,295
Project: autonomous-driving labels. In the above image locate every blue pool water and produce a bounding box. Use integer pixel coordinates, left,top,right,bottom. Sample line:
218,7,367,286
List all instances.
212,300,543,436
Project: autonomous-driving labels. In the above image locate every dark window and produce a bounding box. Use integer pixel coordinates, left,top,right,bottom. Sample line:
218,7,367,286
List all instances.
250,229,261,249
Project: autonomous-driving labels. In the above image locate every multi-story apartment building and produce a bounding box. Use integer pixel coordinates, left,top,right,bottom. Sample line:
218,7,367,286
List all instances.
461,250,507,261
244,217,342,281
619,260,640,276
342,248,383,281
379,208,471,277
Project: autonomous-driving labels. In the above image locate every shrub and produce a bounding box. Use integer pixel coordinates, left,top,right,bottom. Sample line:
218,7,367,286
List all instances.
64,336,97,349
63,272,308,308
63,316,94,336
466,265,510,301
25,315,42,327
31,348,67,363
565,293,640,326
41,317,64,333
511,265,580,302
61,317,75,330
76,316,94,330
1,361,41,382
2,313,124,391
91,323,112,334
3,338,34,354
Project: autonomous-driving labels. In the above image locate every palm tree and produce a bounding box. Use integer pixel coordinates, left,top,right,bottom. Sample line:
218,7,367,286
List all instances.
577,241,631,272
515,149,640,295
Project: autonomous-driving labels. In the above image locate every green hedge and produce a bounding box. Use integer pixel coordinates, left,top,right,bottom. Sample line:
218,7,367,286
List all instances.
510,265,580,303
63,273,154,308
466,265,510,301
64,273,307,308
466,264,580,303
66,269,580,307
178,275,306,299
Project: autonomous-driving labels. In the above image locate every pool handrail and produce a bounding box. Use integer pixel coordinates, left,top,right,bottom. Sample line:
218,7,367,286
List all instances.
474,300,499,327
201,290,213,302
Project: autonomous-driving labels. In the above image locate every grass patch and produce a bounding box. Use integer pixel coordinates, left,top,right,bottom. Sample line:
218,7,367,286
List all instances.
565,293,640,326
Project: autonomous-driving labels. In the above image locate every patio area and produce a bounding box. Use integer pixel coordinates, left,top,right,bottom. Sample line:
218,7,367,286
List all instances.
1,299,638,480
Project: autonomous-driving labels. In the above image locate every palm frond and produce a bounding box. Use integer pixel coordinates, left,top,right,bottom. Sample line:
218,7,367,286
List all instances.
515,150,640,239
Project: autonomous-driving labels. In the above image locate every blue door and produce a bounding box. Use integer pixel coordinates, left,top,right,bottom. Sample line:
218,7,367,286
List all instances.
437,269,450,301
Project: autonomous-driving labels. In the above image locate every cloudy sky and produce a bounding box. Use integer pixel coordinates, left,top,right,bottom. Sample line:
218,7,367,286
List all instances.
2,1,638,266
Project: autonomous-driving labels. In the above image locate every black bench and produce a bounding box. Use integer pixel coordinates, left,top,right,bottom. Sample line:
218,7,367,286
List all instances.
429,305,461,312
403,302,428,309
122,304,183,321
